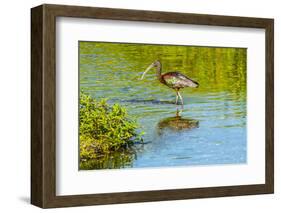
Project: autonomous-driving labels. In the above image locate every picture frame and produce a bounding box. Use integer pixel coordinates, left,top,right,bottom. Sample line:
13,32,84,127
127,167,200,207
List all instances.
31,4,274,208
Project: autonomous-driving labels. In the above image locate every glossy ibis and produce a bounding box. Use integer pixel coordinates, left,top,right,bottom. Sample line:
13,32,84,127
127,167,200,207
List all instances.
140,60,199,107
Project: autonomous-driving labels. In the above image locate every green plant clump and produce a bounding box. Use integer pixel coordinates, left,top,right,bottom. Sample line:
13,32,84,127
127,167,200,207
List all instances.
79,92,143,160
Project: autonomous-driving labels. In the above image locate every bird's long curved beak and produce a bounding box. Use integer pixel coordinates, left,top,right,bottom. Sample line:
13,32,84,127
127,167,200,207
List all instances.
140,63,154,80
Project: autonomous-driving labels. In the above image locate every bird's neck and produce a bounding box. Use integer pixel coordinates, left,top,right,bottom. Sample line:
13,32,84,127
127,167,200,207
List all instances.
155,63,162,80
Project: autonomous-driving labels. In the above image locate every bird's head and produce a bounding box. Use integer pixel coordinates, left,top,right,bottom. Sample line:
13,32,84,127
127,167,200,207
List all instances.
153,60,161,67
140,60,161,80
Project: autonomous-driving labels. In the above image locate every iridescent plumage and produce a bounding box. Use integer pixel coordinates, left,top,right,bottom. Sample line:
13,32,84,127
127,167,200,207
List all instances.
140,60,199,107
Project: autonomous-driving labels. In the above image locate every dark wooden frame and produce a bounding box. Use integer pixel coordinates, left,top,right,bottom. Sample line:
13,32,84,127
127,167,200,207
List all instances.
31,4,274,208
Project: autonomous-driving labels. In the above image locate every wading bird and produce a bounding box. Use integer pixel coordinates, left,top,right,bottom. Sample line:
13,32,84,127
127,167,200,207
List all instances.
140,60,199,107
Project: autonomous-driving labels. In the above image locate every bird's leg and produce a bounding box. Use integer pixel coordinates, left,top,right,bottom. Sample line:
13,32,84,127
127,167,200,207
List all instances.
175,89,180,105
175,92,179,105
178,91,184,108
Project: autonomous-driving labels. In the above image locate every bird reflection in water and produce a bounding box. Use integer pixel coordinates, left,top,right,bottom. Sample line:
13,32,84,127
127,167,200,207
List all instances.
157,109,199,135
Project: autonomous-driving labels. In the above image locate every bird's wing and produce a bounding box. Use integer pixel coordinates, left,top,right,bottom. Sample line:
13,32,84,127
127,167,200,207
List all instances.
163,72,198,88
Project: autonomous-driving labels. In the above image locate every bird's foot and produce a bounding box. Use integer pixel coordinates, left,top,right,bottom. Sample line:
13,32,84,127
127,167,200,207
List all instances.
176,108,183,117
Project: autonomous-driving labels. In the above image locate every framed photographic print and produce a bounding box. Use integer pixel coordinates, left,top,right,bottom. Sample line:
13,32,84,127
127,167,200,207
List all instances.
31,4,274,208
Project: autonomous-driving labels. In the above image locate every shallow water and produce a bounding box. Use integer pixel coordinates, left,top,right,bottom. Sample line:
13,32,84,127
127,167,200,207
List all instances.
79,42,247,169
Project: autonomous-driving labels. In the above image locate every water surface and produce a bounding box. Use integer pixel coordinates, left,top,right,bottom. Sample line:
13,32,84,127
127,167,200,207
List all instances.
79,41,247,169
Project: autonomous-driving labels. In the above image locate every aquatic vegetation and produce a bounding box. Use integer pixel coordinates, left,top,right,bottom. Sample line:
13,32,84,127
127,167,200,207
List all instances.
80,149,136,170
79,92,143,161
